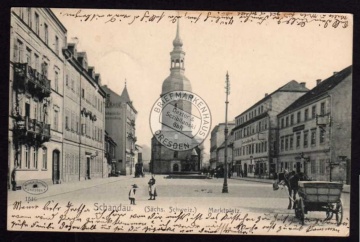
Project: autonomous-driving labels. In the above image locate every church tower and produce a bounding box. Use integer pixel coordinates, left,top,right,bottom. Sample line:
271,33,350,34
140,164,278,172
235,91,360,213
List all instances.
161,21,192,132
150,22,200,174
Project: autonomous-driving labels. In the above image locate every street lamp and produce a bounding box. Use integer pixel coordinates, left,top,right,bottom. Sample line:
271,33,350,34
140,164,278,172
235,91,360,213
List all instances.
222,72,230,193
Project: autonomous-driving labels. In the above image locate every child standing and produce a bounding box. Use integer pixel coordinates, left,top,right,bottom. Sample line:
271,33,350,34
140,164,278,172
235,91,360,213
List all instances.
129,184,138,205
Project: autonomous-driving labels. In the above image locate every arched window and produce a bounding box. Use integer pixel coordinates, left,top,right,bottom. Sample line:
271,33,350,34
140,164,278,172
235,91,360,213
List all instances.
42,147,47,169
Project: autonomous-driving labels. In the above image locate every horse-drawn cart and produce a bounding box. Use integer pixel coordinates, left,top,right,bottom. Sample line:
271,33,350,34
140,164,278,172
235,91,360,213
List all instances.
294,181,343,226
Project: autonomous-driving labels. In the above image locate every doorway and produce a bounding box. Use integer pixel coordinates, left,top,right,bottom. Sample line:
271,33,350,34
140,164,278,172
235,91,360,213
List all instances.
52,150,60,184
86,157,91,179
173,163,179,172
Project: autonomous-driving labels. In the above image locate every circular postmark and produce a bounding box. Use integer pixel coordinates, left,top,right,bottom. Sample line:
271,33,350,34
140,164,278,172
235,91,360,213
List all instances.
149,91,212,151
23,179,48,195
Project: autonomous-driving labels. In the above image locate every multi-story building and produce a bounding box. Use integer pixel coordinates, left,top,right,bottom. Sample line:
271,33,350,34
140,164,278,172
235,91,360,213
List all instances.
209,122,235,169
9,8,67,186
102,84,137,176
62,43,106,182
105,131,117,177
216,132,234,175
232,80,309,179
277,66,352,184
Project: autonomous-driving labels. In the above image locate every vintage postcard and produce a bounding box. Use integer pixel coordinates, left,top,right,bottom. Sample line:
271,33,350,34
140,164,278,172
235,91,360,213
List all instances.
7,8,352,236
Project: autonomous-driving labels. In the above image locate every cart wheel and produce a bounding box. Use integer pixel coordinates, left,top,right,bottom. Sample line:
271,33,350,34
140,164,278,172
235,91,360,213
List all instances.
335,200,343,226
298,198,305,225
326,204,334,221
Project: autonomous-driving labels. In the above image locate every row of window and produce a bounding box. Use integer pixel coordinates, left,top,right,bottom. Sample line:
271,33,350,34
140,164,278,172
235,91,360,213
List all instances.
17,145,47,170
81,85,103,112
280,127,326,152
14,39,60,92
234,118,268,140
280,102,326,129
234,141,268,157
17,101,60,132
65,74,103,113
65,114,103,142
64,153,80,175
236,105,265,126
279,159,327,175
18,8,60,55
18,100,48,123
64,153,103,175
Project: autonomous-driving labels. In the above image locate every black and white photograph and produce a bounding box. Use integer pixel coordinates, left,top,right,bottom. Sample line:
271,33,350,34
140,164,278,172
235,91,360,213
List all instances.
7,8,352,236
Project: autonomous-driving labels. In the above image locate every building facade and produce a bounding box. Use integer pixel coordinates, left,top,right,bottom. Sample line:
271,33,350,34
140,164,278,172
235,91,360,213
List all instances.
9,8,67,186
209,122,235,169
62,43,107,183
216,133,234,175
102,85,137,176
105,131,117,177
277,67,352,184
232,81,309,179
150,23,200,174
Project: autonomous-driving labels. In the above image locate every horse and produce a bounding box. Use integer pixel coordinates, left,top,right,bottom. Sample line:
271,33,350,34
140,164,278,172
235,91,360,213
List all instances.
274,171,311,209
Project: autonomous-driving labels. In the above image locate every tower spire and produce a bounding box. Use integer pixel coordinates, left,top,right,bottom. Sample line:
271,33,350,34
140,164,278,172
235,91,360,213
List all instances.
172,20,183,49
176,20,180,39
170,20,185,72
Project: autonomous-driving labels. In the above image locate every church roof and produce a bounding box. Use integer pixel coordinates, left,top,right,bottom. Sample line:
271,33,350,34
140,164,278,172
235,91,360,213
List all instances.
162,73,192,93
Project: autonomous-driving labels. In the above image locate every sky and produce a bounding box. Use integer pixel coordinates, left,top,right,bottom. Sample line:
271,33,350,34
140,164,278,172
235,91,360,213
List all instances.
51,9,353,162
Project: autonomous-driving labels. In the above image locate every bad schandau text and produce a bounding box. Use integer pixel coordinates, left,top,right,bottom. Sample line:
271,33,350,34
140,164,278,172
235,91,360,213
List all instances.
8,200,348,235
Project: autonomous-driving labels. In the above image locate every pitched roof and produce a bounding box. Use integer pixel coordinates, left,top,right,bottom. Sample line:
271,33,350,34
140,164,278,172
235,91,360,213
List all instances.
211,121,235,135
235,80,309,119
102,85,138,114
279,65,352,116
120,86,131,103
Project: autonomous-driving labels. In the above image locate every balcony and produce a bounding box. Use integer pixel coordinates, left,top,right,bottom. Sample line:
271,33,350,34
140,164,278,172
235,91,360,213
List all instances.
13,63,51,100
15,116,51,143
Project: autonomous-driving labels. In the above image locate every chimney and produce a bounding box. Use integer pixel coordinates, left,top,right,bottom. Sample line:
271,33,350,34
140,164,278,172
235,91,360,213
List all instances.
95,74,102,85
88,67,95,78
265,93,268,97
316,79,321,86
68,43,75,55
300,82,306,87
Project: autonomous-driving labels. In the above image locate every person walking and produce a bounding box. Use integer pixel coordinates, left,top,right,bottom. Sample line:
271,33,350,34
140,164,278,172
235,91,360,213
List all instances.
148,175,157,200
129,184,138,205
